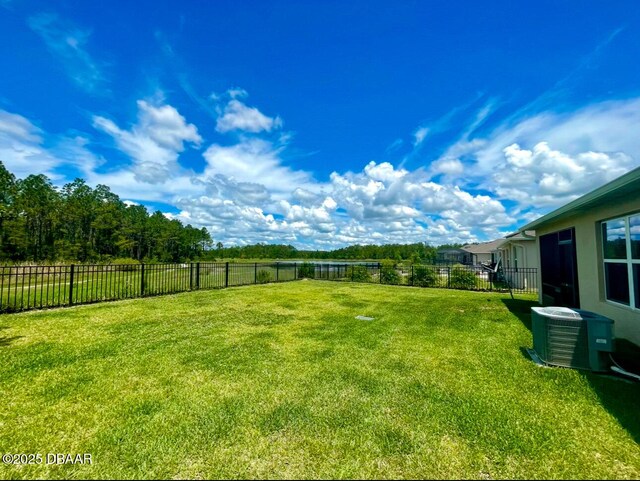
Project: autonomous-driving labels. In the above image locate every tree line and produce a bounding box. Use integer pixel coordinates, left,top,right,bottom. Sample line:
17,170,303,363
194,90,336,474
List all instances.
0,162,212,263
0,161,465,265
211,242,464,263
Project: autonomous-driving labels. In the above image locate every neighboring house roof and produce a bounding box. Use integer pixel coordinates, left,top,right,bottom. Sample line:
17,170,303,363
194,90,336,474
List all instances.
504,230,536,242
461,239,506,254
519,166,640,232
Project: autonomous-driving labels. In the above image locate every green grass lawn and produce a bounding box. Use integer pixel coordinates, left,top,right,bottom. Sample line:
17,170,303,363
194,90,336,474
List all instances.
0,281,638,479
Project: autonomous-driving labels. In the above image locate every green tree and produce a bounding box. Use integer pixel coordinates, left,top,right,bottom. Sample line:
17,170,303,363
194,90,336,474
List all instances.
117,205,149,260
58,179,102,261
0,162,17,259
11,174,60,261
92,185,125,260
0,164,213,264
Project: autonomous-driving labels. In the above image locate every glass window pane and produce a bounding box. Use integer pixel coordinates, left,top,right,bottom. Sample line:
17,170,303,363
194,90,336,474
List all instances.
634,265,640,309
630,215,640,260
605,262,630,305
602,219,627,259
558,229,573,243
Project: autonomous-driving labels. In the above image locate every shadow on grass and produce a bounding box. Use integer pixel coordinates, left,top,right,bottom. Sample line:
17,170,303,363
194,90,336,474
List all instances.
518,346,535,363
583,370,640,444
501,298,640,445
0,326,23,348
500,298,535,331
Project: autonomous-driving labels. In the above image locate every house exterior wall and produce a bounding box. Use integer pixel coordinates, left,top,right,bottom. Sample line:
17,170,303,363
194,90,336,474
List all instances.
533,194,640,346
498,246,512,268
496,239,538,289
472,252,493,265
498,240,538,270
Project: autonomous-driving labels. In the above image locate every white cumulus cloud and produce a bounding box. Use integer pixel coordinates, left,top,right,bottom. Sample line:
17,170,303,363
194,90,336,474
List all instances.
492,142,633,207
93,100,202,183
428,96,640,213
215,98,282,134
202,137,313,196
0,109,103,179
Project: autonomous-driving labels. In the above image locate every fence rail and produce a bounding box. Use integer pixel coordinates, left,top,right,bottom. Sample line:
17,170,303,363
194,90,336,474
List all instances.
0,262,537,314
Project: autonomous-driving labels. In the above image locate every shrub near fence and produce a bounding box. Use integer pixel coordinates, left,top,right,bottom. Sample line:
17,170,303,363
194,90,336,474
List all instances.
450,267,478,290
410,266,438,287
380,261,402,285
256,269,273,284
297,262,315,279
351,265,372,283
0,262,538,314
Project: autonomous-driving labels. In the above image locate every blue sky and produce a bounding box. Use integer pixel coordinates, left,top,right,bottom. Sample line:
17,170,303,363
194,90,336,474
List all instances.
1,0,640,248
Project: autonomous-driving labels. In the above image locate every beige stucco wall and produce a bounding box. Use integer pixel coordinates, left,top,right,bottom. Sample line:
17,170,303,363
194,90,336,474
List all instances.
499,239,538,269
533,195,640,346
473,252,493,264
500,239,538,289
523,240,539,269
496,239,538,289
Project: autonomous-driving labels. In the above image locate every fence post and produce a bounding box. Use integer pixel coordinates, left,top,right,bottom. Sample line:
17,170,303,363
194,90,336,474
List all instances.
351,264,354,282
190,263,194,290
411,265,414,286
447,266,451,288
225,262,229,288
255,262,257,284
196,262,200,289
379,262,382,283
68,264,75,305
276,262,279,282
294,262,297,280
489,268,493,291
140,263,145,296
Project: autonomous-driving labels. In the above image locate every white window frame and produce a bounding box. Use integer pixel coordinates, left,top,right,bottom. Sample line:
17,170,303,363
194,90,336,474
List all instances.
602,213,640,310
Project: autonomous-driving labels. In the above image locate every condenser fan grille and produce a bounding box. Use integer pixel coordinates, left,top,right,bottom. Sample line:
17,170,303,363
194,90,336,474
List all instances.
544,318,590,369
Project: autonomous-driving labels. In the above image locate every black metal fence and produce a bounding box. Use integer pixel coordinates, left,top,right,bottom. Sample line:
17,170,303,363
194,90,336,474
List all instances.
0,262,537,313
310,264,537,294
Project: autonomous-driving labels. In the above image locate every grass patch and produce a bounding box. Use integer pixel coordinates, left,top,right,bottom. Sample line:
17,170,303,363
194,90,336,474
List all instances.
0,282,638,479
